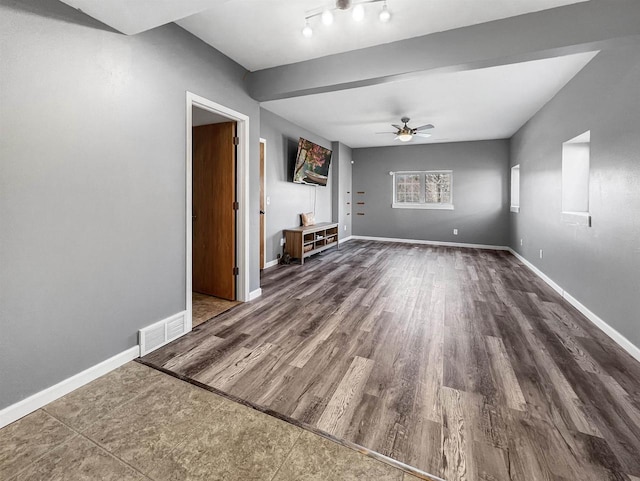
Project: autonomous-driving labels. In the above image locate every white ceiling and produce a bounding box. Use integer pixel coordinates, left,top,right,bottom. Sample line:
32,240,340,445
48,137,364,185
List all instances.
262,51,598,148
58,0,597,148
59,0,231,35
178,0,588,71
60,0,588,70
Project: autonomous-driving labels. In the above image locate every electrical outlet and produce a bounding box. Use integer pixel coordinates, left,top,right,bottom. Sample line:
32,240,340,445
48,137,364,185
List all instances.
280,238,285,246
539,249,544,259
344,225,347,231
520,239,523,246
453,229,458,235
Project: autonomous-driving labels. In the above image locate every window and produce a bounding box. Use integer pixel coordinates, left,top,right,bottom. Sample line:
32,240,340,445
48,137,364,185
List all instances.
392,170,453,209
561,131,591,226
510,165,520,213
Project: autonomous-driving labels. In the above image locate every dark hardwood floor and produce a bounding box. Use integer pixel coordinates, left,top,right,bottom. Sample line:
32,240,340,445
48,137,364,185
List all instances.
142,240,640,481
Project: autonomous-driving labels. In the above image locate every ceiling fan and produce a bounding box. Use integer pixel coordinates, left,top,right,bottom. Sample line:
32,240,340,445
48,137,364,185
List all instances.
377,117,434,142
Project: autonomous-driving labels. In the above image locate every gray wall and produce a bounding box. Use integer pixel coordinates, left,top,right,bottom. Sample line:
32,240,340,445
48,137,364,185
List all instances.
0,0,261,409
259,108,333,264
352,141,510,246
510,41,640,348
331,142,353,240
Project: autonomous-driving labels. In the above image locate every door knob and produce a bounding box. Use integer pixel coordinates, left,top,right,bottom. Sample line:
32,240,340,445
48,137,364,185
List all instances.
259,210,265,215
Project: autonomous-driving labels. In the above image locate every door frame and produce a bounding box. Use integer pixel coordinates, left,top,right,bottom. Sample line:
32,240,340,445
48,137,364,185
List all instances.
259,138,267,270
186,92,250,331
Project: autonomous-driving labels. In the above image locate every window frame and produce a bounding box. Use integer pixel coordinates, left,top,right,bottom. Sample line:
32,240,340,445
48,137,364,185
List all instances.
391,170,454,210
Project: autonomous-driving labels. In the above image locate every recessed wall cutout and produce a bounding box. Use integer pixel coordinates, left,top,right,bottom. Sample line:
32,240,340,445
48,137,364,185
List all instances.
561,131,591,226
510,165,520,213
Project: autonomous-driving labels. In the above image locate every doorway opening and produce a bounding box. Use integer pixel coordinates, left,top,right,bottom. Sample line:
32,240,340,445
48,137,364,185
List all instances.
260,138,266,270
186,93,250,331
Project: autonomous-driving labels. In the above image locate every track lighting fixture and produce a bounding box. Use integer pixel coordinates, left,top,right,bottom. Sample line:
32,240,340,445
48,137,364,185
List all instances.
302,0,392,38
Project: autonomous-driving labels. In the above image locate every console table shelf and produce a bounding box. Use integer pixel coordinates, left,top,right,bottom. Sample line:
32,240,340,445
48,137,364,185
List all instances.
284,222,339,265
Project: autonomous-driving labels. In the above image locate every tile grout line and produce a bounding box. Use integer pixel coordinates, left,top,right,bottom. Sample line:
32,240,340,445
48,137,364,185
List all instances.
37,366,224,481
78,434,156,480
266,429,304,481
41,366,166,435
77,370,232,481
38,408,156,480
5,411,80,481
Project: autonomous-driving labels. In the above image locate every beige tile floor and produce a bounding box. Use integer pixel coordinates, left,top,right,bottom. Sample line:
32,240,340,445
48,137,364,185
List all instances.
192,293,240,328
1,362,428,481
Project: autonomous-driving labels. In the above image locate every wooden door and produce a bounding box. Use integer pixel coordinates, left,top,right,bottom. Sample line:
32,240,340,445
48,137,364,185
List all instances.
259,141,265,270
192,122,236,300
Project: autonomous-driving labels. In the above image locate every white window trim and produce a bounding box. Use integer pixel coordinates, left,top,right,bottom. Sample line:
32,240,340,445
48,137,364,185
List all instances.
392,202,455,210
391,170,454,210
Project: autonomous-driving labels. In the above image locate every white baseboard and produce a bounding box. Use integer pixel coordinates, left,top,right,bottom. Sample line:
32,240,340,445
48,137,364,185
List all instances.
508,249,563,295
351,235,509,251
508,248,640,363
339,235,353,244
264,259,279,269
0,346,139,429
249,288,263,301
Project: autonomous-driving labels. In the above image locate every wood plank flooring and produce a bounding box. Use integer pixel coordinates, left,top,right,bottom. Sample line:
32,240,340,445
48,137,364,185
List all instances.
143,240,640,481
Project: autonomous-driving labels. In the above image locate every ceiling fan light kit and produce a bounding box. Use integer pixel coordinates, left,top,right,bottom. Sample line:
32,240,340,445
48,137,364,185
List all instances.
378,117,435,143
302,0,391,37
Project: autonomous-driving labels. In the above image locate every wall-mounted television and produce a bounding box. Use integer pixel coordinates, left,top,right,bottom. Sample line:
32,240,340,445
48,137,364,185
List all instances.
293,138,333,186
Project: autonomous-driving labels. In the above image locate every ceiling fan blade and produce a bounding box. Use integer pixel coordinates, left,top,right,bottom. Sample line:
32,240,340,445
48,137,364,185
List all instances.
414,133,432,138
391,124,403,130
376,132,397,134
414,124,434,132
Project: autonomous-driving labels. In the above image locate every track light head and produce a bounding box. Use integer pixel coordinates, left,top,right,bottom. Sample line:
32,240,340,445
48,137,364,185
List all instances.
302,21,313,38
352,4,365,21
321,9,334,25
379,2,391,22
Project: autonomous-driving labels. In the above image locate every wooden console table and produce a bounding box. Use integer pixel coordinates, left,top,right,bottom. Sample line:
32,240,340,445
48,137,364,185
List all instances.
284,222,339,265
